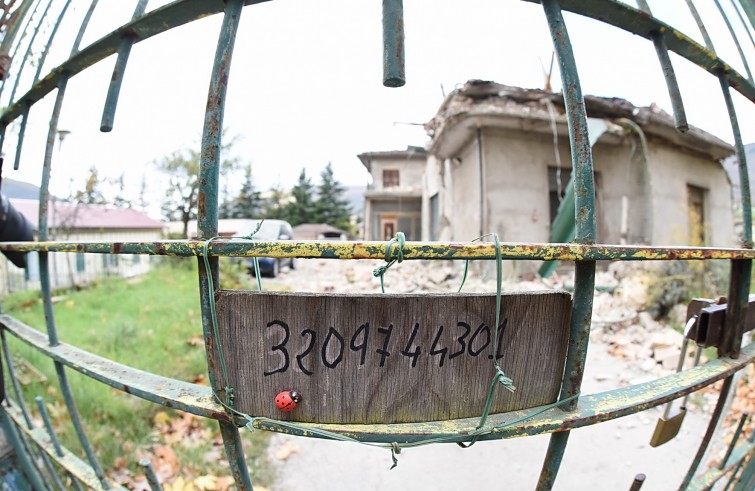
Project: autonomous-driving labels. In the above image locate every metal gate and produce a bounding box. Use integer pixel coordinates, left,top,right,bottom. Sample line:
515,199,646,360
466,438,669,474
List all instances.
0,0,753,489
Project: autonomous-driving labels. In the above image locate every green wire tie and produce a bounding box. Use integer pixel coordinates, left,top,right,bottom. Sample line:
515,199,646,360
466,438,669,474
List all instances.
204,229,579,468
373,231,405,293
202,220,264,409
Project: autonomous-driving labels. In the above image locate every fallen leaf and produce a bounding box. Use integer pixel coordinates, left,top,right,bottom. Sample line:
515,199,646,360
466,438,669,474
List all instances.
153,411,171,426
274,442,300,461
193,475,217,490
165,476,195,491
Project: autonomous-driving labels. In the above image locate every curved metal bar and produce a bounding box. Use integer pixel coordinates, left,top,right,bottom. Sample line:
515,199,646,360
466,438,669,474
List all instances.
3,315,753,443
195,0,253,488
13,0,72,172
0,0,270,127
0,0,42,100
685,0,716,53
678,376,734,490
537,0,598,486
3,239,755,262
522,0,755,103
0,315,230,422
100,0,149,132
714,0,753,82
4,404,121,490
6,0,53,108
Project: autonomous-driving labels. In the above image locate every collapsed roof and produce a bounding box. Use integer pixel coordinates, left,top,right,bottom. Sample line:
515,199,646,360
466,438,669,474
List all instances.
425,80,734,161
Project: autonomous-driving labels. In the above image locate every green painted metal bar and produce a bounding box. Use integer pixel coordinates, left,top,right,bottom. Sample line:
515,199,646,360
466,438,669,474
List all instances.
678,375,735,490
139,458,163,491
1,330,56,491
0,407,49,491
100,0,149,132
650,31,688,132
721,413,749,470
2,333,64,491
0,0,42,98
537,0,597,487
715,0,753,82
685,0,716,52
720,74,752,247
687,439,755,491
729,0,755,47
6,239,755,262
740,0,755,30
0,315,231,423
36,396,85,491
13,0,73,172
4,404,122,490
382,0,405,87
629,473,646,491
5,0,53,108
522,0,755,103
0,0,37,73
194,0,255,487
732,444,755,491
2,313,753,443
219,421,254,491
0,0,270,128
1,330,33,429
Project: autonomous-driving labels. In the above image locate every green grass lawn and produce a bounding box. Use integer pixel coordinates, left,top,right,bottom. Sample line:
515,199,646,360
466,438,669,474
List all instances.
2,258,274,487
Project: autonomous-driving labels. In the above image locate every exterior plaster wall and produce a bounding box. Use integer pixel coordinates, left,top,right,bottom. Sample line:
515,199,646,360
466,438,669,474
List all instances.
0,228,162,295
451,138,484,241
368,157,425,191
645,143,734,246
482,128,571,243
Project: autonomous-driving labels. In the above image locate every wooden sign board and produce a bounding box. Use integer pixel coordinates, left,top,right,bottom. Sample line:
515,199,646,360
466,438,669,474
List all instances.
214,290,571,424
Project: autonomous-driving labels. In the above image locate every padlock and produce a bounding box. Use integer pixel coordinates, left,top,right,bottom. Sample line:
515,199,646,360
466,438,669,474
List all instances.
649,316,702,447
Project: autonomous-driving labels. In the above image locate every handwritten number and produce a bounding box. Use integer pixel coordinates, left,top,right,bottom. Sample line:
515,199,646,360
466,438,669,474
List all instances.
264,320,290,376
296,329,317,375
400,323,422,368
449,321,471,360
321,327,345,369
350,323,370,365
468,323,491,357
376,324,394,367
430,325,448,367
488,318,508,361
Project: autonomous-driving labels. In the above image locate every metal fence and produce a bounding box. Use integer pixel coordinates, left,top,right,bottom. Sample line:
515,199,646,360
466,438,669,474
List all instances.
0,0,753,490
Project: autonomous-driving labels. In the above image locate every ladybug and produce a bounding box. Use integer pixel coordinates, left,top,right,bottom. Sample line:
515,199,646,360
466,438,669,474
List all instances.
275,390,302,412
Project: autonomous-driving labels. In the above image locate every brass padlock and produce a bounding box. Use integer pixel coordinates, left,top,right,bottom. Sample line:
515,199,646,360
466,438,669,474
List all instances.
649,317,702,447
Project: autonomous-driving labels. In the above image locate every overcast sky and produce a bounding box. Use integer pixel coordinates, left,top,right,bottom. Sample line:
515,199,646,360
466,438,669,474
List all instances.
3,0,754,217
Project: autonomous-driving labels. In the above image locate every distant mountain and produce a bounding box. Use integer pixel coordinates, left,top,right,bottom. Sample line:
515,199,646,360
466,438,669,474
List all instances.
723,143,755,207
344,185,365,214
2,178,41,200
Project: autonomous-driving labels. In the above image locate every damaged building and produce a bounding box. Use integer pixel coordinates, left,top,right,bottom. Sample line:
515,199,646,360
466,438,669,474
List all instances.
362,80,736,274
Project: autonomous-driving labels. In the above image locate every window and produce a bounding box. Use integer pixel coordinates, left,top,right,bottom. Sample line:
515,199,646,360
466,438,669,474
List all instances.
548,167,572,225
688,185,705,246
430,193,440,240
383,169,400,188
76,253,86,272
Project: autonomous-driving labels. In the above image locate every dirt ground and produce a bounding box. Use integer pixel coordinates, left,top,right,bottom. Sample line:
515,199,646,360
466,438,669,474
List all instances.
250,258,735,491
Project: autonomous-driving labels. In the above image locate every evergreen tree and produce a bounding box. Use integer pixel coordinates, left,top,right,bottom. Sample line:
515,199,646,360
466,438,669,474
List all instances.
314,162,352,232
283,169,316,225
262,184,288,219
229,163,262,218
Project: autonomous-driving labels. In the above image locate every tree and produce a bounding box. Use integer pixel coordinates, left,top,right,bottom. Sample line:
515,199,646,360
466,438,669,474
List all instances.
157,134,240,238
157,148,200,238
314,162,352,232
262,183,288,219
228,163,263,218
283,169,316,225
72,166,107,205
111,173,132,208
